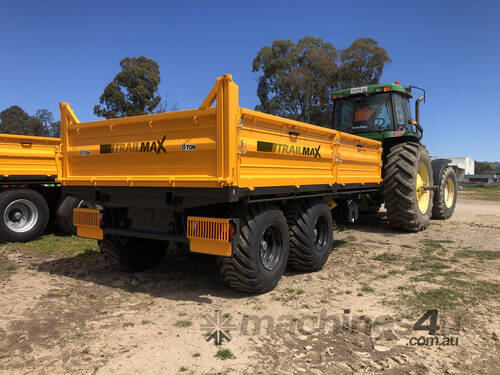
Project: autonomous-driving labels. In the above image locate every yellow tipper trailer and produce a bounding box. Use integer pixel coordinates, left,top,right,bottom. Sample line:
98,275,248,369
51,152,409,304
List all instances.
62,74,382,293
0,134,78,241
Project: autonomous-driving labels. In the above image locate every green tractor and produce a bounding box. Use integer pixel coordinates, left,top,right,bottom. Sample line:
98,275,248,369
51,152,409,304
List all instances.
332,82,457,231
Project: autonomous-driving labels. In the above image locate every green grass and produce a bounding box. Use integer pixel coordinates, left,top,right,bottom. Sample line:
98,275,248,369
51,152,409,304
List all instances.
407,287,464,310
375,273,389,279
73,331,85,339
454,250,500,260
122,322,134,327
371,253,402,262
460,184,500,200
175,320,192,328
179,366,188,372
388,269,404,275
141,320,151,325
296,289,305,295
360,283,375,293
332,240,349,248
223,313,230,318
215,348,234,360
396,268,500,312
8,234,98,257
192,352,201,358
3,263,16,271
406,255,449,271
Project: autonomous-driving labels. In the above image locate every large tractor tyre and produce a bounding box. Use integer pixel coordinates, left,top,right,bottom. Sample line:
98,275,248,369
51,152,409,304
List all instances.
99,234,167,272
285,199,333,272
432,166,457,220
383,142,434,232
0,189,49,242
217,204,289,294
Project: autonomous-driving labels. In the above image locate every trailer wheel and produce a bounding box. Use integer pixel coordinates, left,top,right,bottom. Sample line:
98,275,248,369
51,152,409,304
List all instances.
383,142,433,231
432,166,457,219
218,204,289,294
285,199,333,272
0,189,49,242
99,234,167,272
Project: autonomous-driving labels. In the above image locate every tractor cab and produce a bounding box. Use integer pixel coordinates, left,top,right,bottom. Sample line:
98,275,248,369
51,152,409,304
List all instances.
332,82,425,148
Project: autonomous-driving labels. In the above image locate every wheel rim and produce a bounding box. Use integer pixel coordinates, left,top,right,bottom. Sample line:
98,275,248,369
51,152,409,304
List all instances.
259,224,283,271
3,199,39,233
416,162,431,214
444,177,455,208
313,215,329,253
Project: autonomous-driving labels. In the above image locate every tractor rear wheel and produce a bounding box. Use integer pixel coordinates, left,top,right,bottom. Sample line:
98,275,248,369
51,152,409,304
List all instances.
383,142,433,231
432,166,457,219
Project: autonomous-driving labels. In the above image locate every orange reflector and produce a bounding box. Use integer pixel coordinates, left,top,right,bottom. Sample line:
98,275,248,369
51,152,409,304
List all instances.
395,81,401,84
383,87,391,92
187,216,232,257
333,94,339,99
73,208,103,240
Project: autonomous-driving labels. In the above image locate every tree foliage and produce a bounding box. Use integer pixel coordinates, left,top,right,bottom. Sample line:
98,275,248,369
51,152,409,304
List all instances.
252,36,391,126
94,56,162,119
0,106,59,137
475,161,500,174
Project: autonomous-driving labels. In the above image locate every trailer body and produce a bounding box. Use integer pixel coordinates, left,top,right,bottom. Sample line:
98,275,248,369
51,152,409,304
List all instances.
0,134,59,183
61,75,381,201
61,75,382,292
0,134,84,241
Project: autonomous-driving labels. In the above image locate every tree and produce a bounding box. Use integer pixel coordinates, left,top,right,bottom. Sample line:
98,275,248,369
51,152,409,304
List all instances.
252,37,338,126
94,56,162,119
252,37,391,126
475,161,500,174
34,109,60,137
0,106,49,136
339,38,392,88
155,94,180,113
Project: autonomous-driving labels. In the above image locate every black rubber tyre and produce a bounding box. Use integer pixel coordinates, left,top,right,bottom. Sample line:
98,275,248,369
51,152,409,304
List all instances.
0,189,49,242
285,199,333,272
217,204,289,294
432,166,457,219
383,142,434,232
55,196,80,234
99,234,167,272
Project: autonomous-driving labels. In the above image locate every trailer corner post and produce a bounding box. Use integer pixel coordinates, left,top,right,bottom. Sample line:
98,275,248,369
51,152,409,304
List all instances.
59,103,80,185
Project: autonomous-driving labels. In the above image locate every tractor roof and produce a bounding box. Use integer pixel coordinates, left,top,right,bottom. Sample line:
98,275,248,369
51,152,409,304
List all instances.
333,82,412,99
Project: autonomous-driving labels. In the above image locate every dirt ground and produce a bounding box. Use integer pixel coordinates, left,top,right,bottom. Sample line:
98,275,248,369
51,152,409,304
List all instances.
0,192,499,374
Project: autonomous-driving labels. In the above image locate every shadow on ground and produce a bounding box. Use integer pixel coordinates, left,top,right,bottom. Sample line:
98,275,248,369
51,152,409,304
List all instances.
35,247,251,303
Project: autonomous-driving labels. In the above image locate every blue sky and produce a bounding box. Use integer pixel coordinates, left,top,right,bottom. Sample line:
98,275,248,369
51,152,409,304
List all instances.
1,0,499,161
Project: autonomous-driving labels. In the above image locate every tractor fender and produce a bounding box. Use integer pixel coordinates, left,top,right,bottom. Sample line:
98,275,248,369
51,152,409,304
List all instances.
431,158,451,203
